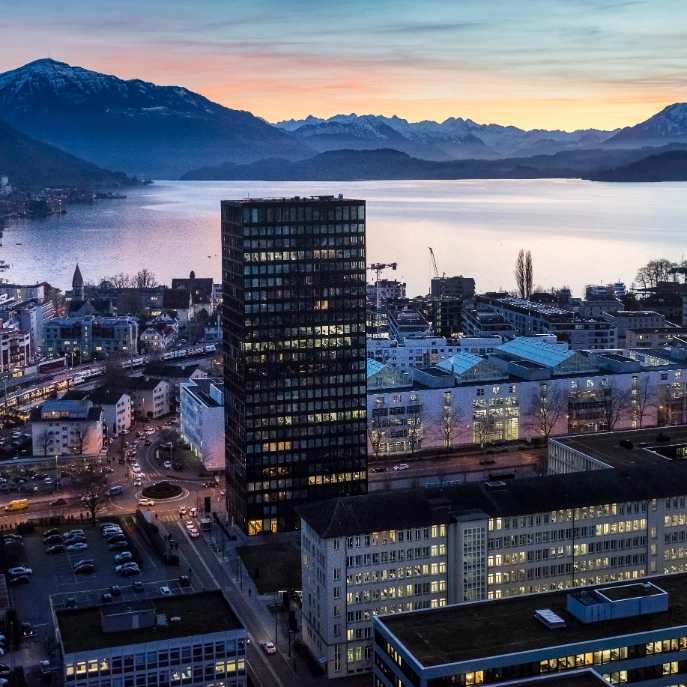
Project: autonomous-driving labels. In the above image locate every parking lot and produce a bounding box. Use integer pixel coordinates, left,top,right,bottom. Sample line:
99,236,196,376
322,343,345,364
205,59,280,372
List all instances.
8,517,216,648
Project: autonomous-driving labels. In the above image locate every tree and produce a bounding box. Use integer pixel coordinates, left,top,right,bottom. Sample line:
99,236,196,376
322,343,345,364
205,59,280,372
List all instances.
367,421,385,462
406,403,423,458
74,425,93,455
433,401,464,455
635,259,677,291
34,428,51,457
135,269,158,289
633,375,656,428
72,469,110,524
515,249,533,299
524,384,569,474
600,379,632,431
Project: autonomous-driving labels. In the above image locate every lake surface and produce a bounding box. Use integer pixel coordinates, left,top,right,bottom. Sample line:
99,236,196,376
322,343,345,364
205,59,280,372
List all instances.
1,179,686,298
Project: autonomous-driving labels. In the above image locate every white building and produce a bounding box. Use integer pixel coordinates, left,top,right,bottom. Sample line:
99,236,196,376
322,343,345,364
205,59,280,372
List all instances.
298,457,687,678
30,399,104,456
115,378,171,420
180,377,224,472
56,591,247,687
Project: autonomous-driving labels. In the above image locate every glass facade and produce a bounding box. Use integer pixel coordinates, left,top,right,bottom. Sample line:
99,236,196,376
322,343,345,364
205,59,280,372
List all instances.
221,197,368,533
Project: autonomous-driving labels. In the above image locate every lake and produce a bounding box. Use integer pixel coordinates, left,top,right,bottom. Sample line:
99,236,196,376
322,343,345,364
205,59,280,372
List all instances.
1,179,686,298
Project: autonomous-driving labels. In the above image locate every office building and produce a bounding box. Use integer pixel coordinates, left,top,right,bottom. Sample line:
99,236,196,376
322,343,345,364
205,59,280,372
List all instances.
0,328,31,372
374,575,687,687
180,377,225,472
430,275,476,301
221,196,368,534
298,460,687,678
56,591,247,687
463,309,518,339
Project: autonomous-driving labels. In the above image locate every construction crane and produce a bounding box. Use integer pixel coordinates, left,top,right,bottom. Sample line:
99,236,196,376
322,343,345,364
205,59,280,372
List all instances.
367,262,397,337
428,247,439,278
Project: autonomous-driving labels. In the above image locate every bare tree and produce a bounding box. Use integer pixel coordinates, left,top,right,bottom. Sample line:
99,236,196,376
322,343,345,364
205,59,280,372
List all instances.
367,421,384,463
633,376,656,428
34,428,51,456
72,469,110,524
600,379,632,431
406,404,423,459
74,425,93,455
523,384,569,474
524,250,533,300
473,407,498,454
515,249,526,299
135,269,158,289
434,402,464,455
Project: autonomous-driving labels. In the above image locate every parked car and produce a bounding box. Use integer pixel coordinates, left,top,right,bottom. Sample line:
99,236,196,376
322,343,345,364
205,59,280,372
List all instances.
109,541,129,551
44,528,60,537
67,542,88,552
159,586,172,596
106,535,126,544
110,585,122,596
132,581,144,592
46,543,66,554
101,593,113,603
179,575,190,587
21,623,33,638
7,566,32,577
118,565,141,577
164,461,172,469
43,534,63,545
114,551,133,564
7,575,29,586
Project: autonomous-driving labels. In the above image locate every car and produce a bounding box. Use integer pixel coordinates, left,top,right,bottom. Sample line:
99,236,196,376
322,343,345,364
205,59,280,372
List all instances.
185,520,195,530
102,467,114,474
134,479,142,487
205,481,218,488
109,541,129,550
138,498,155,506
101,523,121,531
479,458,496,465
189,507,197,517
44,527,60,537
116,561,139,572
118,457,125,465
46,543,66,554
74,563,95,574
66,596,77,608
394,463,409,471
178,505,187,515
43,534,63,545
7,575,29,585
119,565,141,577
44,477,52,485
101,593,113,603
114,551,133,564
144,440,151,446
65,536,87,546
7,566,32,577
110,585,121,596
188,527,200,538
372,466,388,473
159,586,172,596
132,464,141,473
0,664,10,677
261,641,277,655
132,581,144,592
67,542,88,552
3,534,21,542
102,527,123,537
106,535,126,544
179,575,190,587
164,461,172,469
67,529,85,536
21,622,33,638
50,498,68,506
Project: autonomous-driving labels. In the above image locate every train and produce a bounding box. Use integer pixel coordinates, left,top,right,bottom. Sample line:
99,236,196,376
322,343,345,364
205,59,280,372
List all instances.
161,344,216,360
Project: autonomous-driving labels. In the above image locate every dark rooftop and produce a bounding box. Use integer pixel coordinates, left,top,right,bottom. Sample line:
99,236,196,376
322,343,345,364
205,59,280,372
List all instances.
551,426,687,469
114,376,164,391
378,574,687,667
501,672,607,687
143,363,200,379
297,461,687,539
57,591,242,654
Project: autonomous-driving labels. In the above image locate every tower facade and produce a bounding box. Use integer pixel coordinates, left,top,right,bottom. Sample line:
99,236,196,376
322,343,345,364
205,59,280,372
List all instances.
221,196,368,534
72,264,84,300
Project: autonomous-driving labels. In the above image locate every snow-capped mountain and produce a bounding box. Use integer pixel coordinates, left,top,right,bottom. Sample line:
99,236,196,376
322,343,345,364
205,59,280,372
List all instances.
274,113,618,159
607,103,687,145
0,59,309,178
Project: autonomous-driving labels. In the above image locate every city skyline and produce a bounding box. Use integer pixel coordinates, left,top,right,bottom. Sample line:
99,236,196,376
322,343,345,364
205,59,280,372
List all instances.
0,0,685,131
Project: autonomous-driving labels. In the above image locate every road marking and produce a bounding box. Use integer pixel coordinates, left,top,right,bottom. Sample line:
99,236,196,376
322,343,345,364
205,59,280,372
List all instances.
175,523,220,589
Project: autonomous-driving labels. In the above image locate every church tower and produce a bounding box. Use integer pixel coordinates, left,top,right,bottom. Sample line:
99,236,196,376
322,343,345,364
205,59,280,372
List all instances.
72,264,84,300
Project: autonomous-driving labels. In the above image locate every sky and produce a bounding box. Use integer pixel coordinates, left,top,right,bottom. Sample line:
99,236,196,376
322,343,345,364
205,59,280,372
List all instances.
0,0,686,131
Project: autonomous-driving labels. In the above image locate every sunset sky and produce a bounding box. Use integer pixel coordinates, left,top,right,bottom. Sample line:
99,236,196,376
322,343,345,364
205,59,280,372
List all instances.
1,0,685,131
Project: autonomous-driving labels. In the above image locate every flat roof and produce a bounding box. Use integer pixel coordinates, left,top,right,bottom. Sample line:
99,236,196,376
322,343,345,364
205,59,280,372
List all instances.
378,574,687,668
505,673,608,687
57,591,242,655
551,426,687,468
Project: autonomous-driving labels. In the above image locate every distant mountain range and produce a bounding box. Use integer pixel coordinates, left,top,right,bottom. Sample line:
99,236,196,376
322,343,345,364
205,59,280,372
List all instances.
586,149,687,182
0,59,309,179
0,116,130,188
181,144,687,182
1,59,687,181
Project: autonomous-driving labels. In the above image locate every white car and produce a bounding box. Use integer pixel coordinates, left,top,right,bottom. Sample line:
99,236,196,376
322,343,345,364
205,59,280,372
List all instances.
163,461,172,469
159,586,172,596
132,464,141,473
185,520,195,530
394,463,409,471
67,542,88,552
138,498,155,507
7,566,32,577
188,528,200,538
261,641,277,655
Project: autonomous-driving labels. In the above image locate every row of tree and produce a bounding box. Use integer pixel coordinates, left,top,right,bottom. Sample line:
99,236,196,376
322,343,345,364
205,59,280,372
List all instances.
634,258,687,291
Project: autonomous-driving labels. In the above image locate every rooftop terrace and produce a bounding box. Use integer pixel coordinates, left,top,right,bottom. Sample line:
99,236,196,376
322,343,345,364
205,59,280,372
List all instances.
379,574,687,668
57,591,242,655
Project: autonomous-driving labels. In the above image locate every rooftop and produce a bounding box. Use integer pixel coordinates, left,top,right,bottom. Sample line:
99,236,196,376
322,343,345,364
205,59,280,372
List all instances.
378,574,687,667
297,461,687,539
551,426,687,469
57,591,242,655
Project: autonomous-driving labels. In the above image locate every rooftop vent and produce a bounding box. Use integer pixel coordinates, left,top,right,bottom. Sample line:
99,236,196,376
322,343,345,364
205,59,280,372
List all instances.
535,609,566,629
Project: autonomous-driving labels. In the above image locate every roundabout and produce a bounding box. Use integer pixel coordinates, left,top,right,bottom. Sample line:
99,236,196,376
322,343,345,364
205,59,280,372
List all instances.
141,481,184,500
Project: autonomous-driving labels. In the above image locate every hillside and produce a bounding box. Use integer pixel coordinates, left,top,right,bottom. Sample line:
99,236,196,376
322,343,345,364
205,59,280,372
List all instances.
0,59,310,179
0,116,131,188
586,150,687,182
180,146,687,182
607,103,687,147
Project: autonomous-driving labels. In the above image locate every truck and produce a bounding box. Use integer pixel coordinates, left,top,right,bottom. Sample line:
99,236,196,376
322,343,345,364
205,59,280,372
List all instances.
5,498,29,512
199,517,212,532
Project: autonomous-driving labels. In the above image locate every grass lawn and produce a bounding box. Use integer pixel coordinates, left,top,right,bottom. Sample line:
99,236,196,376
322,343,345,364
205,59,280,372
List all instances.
237,542,301,594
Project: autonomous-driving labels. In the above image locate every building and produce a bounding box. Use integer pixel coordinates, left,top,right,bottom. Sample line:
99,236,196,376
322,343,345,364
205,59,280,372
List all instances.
463,309,518,339
180,377,224,472
221,196,368,534
162,289,194,324
31,399,103,455
171,275,215,313
0,328,31,372
430,275,476,301
416,297,465,339
298,460,687,678
56,591,247,687
0,282,46,303
604,311,667,345
388,310,432,342
478,295,616,350
626,327,687,349
374,575,687,687
367,279,407,302
64,388,132,437
113,377,170,420
140,324,176,351
44,315,138,363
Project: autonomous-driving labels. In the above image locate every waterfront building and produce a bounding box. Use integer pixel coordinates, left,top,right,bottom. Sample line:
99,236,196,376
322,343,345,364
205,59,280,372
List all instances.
298,460,687,678
56,591,247,687
180,377,224,472
221,196,368,534
30,398,103,455
373,575,687,687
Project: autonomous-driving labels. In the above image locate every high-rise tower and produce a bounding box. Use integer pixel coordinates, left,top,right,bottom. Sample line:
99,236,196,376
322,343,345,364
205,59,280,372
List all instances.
221,196,368,533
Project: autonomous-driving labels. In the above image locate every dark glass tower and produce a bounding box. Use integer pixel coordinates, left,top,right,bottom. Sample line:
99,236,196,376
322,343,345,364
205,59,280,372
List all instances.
221,196,368,534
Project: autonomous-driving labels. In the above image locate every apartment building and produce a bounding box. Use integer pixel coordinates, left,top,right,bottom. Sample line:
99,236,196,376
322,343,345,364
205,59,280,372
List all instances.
478,295,616,350
625,328,687,349
463,309,518,339
114,378,171,420
30,399,104,455
374,575,687,687
0,328,31,372
298,461,687,678
180,377,224,472
56,591,247,687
